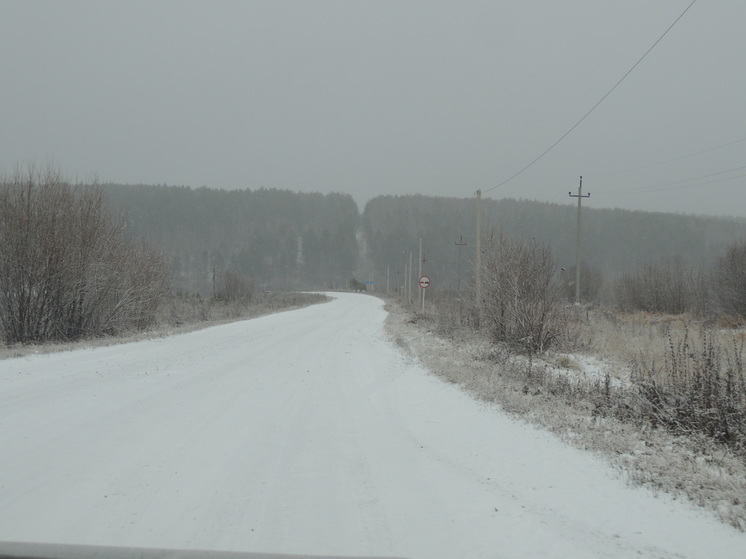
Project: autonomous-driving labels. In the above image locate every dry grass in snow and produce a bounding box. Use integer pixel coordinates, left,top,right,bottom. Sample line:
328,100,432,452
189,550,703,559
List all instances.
384,299,746,530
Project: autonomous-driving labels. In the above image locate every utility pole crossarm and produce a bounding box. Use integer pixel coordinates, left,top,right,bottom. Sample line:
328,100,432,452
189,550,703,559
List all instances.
569,176,590,306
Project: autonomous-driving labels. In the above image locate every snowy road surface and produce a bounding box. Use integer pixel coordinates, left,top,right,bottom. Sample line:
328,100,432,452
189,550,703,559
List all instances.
1,292,745,559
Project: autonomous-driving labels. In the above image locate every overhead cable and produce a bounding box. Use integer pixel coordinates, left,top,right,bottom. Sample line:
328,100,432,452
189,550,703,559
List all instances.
588,136,746,177
483,0,698,195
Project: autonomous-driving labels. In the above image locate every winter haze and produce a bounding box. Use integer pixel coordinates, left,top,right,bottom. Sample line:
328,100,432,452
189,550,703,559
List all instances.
1,0,744,216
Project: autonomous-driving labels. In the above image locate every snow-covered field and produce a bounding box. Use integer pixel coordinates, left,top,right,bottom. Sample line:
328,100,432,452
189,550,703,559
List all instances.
1,292,745,559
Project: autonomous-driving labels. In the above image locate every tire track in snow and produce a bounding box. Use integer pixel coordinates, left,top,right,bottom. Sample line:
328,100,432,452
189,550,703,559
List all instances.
1,293,746,558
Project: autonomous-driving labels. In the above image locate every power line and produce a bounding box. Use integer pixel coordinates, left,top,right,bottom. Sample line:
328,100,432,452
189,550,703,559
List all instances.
599,172,746,195
483,0,698,195
588,136,746,177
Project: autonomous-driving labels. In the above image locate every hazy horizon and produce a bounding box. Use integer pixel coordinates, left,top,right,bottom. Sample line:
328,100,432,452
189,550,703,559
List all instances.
2,1,744,217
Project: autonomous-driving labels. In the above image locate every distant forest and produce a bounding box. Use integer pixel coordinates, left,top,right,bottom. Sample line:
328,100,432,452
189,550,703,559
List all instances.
363,195,746,293
103,185,358,294
103,185,746,297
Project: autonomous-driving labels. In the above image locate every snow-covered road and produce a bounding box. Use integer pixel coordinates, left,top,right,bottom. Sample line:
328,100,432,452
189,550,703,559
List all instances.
1,292,745,558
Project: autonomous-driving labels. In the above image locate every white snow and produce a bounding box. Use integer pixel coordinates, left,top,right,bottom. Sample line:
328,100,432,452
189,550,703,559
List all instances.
1,292,745,558
551,353,629,388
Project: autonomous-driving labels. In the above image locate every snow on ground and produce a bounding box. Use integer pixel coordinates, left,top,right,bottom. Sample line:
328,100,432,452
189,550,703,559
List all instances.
1,292,745,559
550,353,629,388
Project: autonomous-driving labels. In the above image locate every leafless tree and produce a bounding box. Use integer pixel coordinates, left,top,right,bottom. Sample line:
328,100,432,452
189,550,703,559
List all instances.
215,270,254,302
481,235,578,354
613,258,707,315
0,165,169,343
712,241,746,317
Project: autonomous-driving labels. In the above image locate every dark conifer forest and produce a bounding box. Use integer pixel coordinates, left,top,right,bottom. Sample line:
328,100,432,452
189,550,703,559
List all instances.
103,185,746,297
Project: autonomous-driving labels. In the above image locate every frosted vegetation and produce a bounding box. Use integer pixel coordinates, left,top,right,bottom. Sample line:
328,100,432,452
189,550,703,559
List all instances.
2,168,746,531
0,167,328,349
388,291,746,530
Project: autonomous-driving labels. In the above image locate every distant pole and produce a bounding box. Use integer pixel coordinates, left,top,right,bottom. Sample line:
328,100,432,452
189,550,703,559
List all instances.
418,238,423,282
386,265,390,295
419,238,425,312
455,234,467,294
569,176,590,306
421,276,426,313
408,252,413,304
475,190,483,323
398,265,402,299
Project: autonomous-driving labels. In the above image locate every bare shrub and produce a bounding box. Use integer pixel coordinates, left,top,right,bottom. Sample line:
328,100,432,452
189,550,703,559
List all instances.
215,270,255,302
713,241,746,317
482,236,579,354
0,165,169,343
613,259,706,315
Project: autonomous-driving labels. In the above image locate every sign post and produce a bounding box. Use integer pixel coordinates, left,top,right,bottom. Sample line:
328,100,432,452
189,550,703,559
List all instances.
418,275,431,313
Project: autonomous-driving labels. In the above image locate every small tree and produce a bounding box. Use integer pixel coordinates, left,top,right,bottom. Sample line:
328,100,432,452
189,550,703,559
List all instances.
215,270,254,302
0,165,169,343
482,235,577,354
613,258,705,315
349,278,366,292
713,241,746,317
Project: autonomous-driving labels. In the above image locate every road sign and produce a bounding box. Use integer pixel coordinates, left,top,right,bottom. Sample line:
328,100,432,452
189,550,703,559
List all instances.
418,275,431,288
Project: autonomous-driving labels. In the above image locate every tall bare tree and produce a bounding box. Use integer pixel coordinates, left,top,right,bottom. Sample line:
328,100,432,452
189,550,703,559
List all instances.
0,165,168,343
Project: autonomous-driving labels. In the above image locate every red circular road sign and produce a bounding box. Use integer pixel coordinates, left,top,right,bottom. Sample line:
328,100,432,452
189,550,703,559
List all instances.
418,275,431,288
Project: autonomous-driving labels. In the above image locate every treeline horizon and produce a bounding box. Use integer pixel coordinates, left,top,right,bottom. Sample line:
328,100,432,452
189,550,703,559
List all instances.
103,184,359,295
363,194,746,288
102,184,746,298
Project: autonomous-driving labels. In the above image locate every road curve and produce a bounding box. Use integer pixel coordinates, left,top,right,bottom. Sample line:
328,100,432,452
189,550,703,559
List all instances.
1,292,745,559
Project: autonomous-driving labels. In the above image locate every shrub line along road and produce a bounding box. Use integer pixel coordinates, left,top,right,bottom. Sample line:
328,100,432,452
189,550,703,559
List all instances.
1,293,745,558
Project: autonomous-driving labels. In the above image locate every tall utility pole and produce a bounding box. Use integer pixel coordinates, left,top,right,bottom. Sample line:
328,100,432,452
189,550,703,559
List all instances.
408,252,413,304
419,238,427,312
418,238,423,282
475,190,483,323
455,235,467,295
569,176,590,306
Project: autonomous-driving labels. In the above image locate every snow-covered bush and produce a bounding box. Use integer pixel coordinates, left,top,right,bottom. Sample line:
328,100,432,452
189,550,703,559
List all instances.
481,235,579,354
0,165,169,343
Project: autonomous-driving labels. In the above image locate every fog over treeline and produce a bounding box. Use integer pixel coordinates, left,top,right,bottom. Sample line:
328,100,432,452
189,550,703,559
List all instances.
103,184,746,296
103,185,358,294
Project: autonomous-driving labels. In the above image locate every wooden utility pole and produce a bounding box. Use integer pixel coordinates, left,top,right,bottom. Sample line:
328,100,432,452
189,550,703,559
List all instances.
408,252,413,304
418,238,423,283
475,190,483,323
419,237,426,312
569,176,590,306
455,235,467,294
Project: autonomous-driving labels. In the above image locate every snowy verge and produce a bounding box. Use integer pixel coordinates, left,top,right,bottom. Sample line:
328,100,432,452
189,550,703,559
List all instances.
383,301,746,530
0,292,330,361
2,292,746,558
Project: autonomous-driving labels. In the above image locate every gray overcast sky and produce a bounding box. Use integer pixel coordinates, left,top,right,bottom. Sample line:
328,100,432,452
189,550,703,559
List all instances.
1,0,744,216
